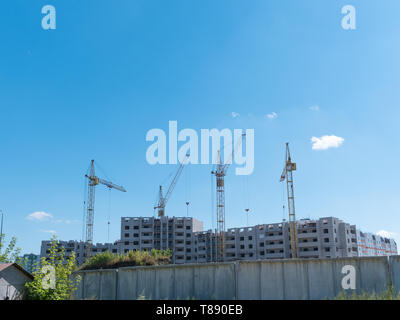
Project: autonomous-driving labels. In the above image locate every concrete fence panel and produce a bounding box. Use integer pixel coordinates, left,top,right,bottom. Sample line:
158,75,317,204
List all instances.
72,272,84,300
174,265,196,299
356,257,390,295
192,264,217,300
389,256,400,296
154,266,174,299
259,261,285,300
136,267,157,299
83,270,101,300
214,263,236,300
236,261,260,300
99,270,117,300
306,259,336,299
117,268,138,299
281,260,309,299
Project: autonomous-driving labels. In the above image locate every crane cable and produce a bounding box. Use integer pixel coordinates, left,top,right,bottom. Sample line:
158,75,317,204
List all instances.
107,187,111,243
82,175,87,242
185,164,191,217
211,172,214,233
282,179,286,222
210,171,215,262
82,164,91,242
242,175,250,226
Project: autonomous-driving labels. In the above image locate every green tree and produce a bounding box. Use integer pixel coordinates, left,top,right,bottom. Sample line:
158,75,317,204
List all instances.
24,236,81,300
0,234,24,265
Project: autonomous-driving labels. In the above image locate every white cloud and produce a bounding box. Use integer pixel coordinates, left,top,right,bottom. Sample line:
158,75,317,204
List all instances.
311,135,344,150
40,229,57,234
27,211,53,221
309,105,320,112
231,112,240,118
376,230,397,239
265,112,278,120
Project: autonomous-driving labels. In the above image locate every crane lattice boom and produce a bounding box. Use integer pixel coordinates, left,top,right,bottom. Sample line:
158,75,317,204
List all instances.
155,153,189,217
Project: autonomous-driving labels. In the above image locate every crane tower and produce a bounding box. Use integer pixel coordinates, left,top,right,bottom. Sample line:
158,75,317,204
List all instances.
211,134,245,262
280,143,298,259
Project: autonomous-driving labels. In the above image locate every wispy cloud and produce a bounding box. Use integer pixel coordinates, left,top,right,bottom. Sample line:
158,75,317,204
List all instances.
376,230,397,239
265,112,278,120
26,211,78,225
27,211,53,221
311,135,344,150
40,229,57,234
231,112,240,118
309,105,320,112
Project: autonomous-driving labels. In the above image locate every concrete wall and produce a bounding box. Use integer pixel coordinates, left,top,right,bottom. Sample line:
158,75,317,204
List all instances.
73,256,399,300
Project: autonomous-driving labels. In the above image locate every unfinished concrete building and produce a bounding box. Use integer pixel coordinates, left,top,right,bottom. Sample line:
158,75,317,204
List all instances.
120,216,203,264
40,216,397,266
40,240,121,266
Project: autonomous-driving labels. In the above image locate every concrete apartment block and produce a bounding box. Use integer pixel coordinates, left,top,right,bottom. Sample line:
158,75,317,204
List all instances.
222,217,358,261
120,216,203,264
40,240,120,266
356,230,397,256
195,230,216,263
224,222,288,261
40,216,397,266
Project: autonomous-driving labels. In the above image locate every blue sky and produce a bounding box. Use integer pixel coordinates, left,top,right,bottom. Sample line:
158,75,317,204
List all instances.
1,1,399,255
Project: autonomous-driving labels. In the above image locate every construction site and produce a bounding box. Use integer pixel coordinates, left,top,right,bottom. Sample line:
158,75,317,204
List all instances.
40,143,398,266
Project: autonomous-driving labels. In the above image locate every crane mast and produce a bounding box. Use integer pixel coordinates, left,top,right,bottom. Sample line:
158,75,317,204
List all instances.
211,134,245,262
84,160,126,259
280,143,298,259
213,152,226,263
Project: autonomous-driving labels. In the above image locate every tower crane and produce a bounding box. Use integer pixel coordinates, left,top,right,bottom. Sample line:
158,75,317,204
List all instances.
155,153,190,217
84,160,126,259
211,134,245,262
280,143,298,259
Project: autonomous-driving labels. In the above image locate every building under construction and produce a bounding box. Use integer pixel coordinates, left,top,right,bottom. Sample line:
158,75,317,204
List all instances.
40,215,397,266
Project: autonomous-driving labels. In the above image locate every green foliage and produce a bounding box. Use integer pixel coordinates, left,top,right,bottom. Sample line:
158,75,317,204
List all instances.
334,286,400,300
24,236,81,300
0,234,23,265
80,248,171,270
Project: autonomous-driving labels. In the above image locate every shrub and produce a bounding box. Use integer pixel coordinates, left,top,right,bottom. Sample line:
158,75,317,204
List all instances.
334,286,400,300
80,249,171,270
24,236,81,300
